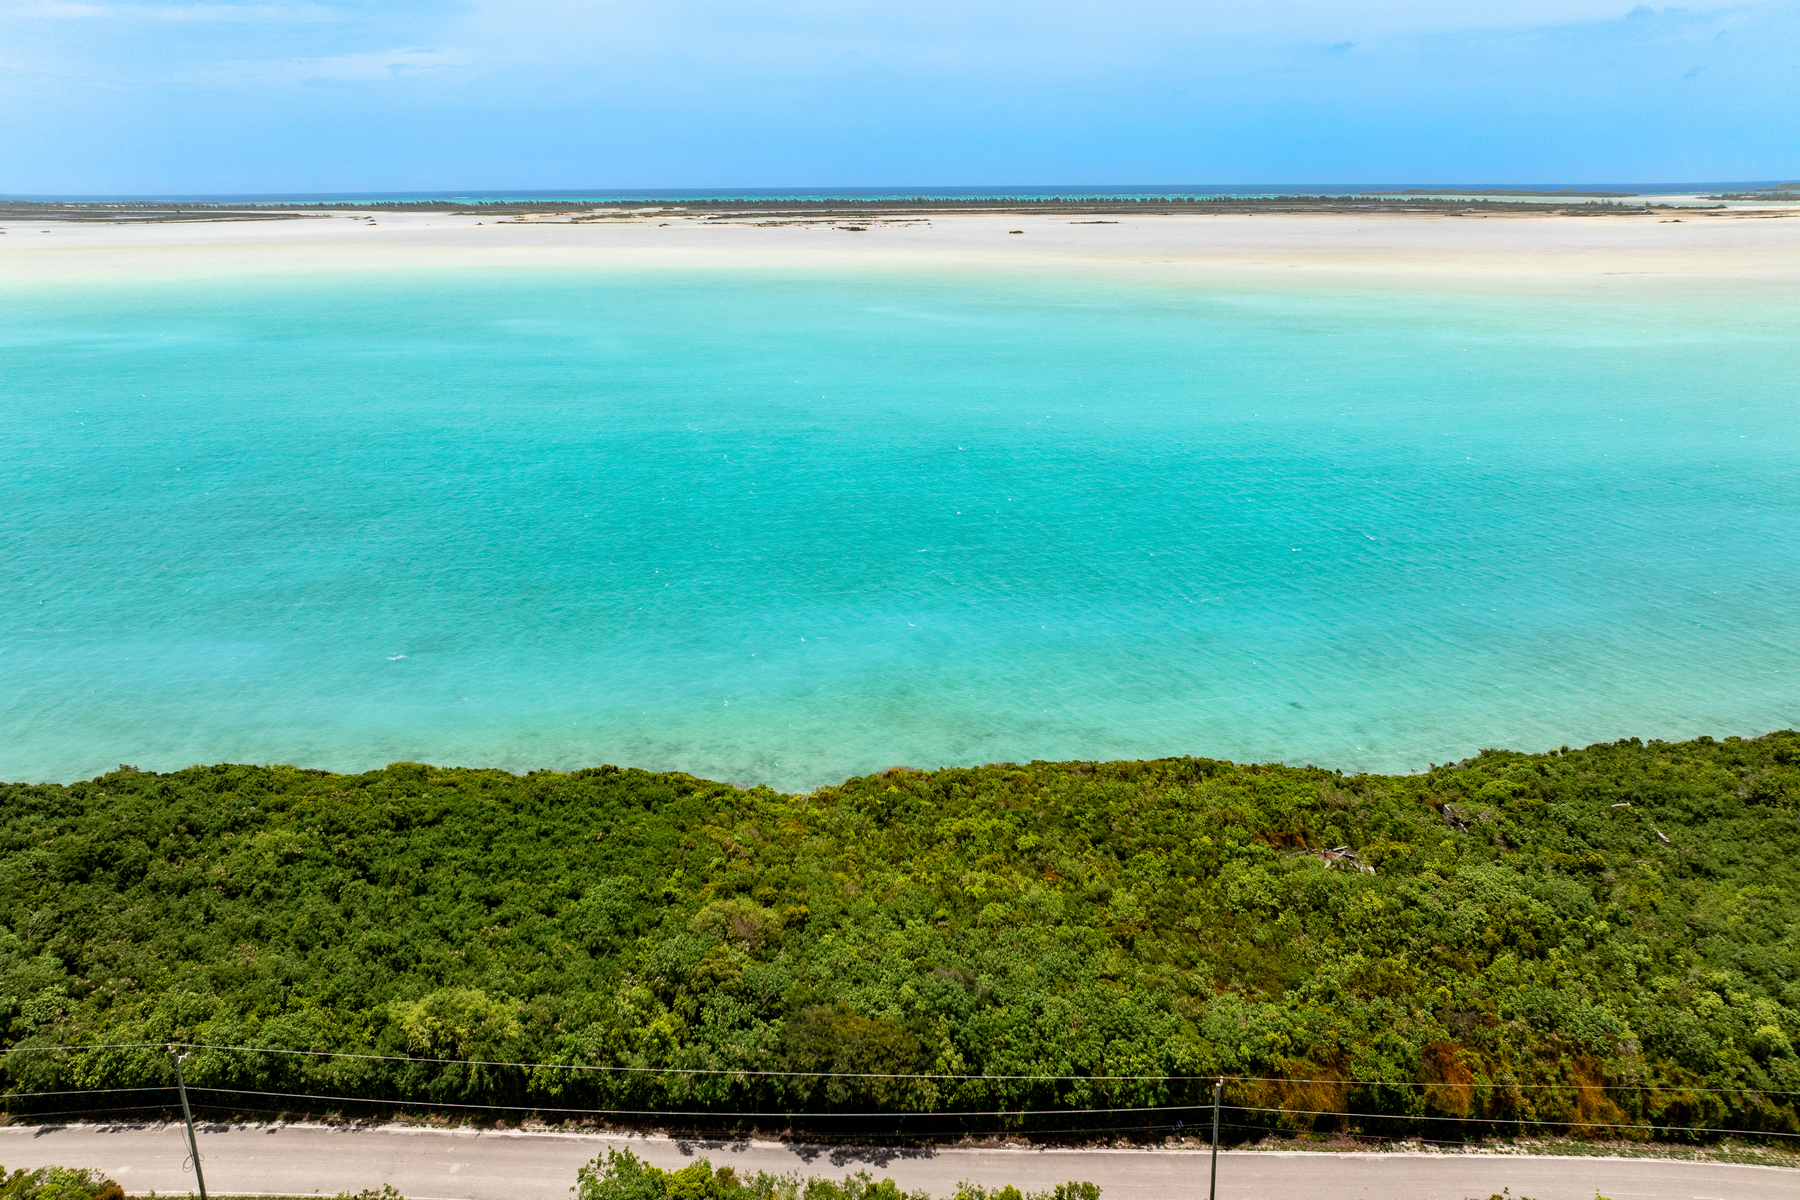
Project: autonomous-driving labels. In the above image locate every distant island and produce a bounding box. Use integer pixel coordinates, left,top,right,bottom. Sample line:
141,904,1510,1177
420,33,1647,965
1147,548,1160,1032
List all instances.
2,733,1795,1146
1705,183,1800,201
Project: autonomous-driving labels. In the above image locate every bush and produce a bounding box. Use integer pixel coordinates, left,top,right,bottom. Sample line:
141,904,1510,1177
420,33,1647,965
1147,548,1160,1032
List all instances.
574,1149,938,1200
0,1166,123,1200
571,1149,1095,1200
949,1185,1101,1200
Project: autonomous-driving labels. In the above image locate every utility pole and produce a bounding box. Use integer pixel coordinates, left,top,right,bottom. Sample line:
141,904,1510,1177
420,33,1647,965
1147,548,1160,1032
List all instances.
1209,1075,1222,1200
171,1047,209,1200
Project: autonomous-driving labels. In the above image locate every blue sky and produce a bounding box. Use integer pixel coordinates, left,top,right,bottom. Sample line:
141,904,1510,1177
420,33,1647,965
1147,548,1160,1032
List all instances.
4,0,1797,193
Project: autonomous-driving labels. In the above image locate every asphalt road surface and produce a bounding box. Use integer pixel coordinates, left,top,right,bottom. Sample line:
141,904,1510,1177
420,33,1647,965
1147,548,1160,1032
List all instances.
1,1122,1792,1200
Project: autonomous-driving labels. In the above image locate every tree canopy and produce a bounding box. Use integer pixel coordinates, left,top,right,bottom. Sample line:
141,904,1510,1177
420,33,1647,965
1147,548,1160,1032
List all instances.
2,733,1797,1141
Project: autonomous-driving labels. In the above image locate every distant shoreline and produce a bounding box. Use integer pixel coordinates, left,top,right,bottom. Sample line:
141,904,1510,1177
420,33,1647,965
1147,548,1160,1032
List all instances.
0,192,1737,224
6,204,1798,304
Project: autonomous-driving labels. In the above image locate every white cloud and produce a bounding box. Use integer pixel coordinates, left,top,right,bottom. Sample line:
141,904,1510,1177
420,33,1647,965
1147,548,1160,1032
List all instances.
0,0,1779,103
10,1,340,20
156,3,338,20
439,0,1760,91
453,0,1750,53
10,2,114,14
201,44,468,82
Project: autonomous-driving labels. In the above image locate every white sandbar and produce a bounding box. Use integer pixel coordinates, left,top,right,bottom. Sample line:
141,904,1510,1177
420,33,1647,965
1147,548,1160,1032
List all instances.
4,208,1799,298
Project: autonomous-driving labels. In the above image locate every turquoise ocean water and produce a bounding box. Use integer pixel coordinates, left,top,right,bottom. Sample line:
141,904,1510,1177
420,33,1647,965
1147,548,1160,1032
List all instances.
3,266,1797,789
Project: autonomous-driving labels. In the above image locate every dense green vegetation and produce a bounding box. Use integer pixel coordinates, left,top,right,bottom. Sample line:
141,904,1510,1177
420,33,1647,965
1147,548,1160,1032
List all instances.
2,734,1797,1141
0,1165,121,1200
0,1160,1088,1200
573,1150,1097,1200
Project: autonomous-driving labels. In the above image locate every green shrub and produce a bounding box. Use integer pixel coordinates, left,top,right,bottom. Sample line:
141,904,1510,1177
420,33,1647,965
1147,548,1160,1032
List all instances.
948,1184,1101,1200
0,1166,123,1200
572,1149,941,1200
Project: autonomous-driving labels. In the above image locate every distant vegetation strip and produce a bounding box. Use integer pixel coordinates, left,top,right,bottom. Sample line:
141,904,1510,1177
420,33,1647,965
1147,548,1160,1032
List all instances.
1,195,1689,221
1706,183,1800,200
2,735,1797,1142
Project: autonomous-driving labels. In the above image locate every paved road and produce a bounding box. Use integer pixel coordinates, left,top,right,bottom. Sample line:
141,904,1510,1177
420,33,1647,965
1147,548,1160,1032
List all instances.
1,1122,1792,1200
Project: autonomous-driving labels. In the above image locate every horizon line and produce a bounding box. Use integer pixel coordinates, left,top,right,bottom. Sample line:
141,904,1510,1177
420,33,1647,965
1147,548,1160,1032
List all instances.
5,179,1795,204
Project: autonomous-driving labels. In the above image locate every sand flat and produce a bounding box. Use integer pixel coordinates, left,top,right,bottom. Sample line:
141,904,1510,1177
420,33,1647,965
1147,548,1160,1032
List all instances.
4,209,1800,297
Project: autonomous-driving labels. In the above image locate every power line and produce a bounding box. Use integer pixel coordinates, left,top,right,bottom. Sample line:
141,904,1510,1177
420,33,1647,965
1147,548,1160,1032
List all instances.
1225,1073,1800,1098
1,1041,1223,1083
0,1102,199,1120
179,1085,1221,1119
3,1042,181,1055
0,1086,178,1099
7,1086,1794,1145
1228,1104,1800,1140
171,1098,1221,1142
176,1103,1498,1146
5,1041,1795,1098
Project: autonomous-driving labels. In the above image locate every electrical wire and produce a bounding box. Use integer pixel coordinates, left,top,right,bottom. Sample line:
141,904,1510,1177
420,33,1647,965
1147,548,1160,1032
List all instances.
3,1042,177,1054
0,1086,177,1099
176,1086,1218,1119
174,1101,1228,1142
1,1041,1235,1083
10,1084,1794,1144
5,1042,1794,1097
0,1102,201,1119
1224,1073,1799,1097
3,1093,1744,1155
1226,1104,1800,1140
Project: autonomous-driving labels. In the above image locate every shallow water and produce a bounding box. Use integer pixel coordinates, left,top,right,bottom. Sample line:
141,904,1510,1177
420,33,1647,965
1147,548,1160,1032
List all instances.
3,266,1796,789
